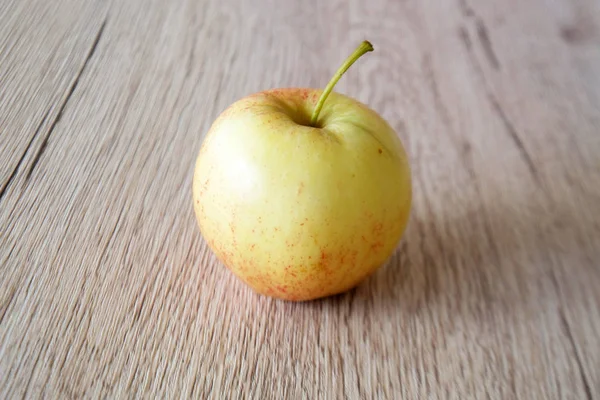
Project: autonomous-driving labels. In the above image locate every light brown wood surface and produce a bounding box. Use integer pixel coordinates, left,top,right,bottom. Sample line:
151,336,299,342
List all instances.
1,0,599,398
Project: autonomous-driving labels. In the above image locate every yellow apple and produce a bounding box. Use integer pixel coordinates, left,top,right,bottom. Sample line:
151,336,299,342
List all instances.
193,41,411,301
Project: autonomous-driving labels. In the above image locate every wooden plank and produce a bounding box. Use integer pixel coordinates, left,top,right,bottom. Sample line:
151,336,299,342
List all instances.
0,0,108,199
346,0,600,398
1,0,599,397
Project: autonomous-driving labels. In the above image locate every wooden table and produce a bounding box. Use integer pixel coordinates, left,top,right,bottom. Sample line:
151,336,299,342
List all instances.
1,0,599,398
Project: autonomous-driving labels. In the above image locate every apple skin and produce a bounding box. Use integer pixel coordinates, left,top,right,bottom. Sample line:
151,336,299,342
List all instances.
193,88,411,301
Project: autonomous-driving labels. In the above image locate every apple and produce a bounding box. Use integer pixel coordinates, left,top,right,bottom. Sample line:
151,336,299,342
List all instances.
193,41,411,301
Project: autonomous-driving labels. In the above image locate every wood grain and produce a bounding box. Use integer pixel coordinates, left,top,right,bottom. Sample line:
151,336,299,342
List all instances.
1,0,599,398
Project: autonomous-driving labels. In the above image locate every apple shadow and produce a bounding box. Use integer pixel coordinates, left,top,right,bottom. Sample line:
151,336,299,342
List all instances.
313,179,587,319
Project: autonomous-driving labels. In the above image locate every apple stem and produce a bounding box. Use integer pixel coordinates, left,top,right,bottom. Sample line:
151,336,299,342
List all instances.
310,40,374,127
